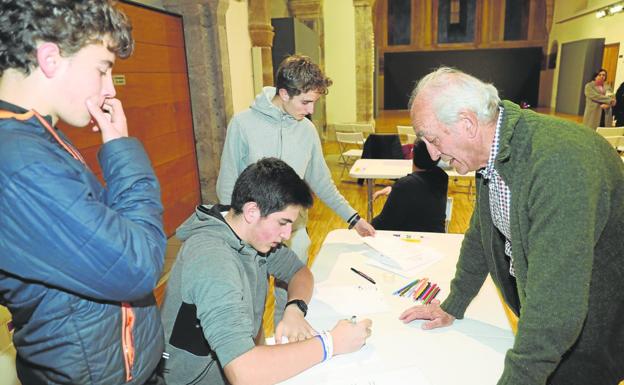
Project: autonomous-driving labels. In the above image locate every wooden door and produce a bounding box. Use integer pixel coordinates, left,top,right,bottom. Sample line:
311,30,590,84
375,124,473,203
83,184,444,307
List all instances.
602,43,620,89
61,1,200,237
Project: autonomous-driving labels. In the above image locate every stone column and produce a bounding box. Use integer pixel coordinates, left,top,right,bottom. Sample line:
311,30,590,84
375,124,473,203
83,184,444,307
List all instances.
353,0,375,122
162,0,232,204
288,0,327,136
544,0,554,34
248,0,274,87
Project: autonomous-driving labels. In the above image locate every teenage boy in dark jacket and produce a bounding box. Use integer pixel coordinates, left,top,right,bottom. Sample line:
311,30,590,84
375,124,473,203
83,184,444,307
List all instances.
0,1,166,384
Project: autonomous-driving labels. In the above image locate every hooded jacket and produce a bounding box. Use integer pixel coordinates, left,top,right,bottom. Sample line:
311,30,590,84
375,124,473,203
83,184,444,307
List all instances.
216,87,356,222
0,101,166,384
160,205,304,385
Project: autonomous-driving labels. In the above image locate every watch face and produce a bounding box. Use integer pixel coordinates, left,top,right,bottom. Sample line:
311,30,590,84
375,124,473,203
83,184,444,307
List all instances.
297,300,308,314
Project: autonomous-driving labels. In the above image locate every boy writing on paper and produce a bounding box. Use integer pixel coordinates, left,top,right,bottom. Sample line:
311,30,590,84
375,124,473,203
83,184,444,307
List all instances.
160,158,372,385
0,1,166,384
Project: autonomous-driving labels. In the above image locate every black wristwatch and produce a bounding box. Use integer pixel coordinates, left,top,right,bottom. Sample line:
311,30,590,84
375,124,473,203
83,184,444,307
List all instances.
284,299,308,317
347,213,361,230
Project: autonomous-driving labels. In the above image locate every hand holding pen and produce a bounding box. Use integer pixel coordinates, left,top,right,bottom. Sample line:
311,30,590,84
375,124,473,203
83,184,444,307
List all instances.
329,318,373,355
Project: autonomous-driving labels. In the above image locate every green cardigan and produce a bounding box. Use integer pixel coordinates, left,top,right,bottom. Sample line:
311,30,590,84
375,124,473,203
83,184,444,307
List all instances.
441,101,624,385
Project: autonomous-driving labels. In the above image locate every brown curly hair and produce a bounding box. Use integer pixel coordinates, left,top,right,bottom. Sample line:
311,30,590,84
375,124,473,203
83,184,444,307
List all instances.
0,0,133,76
275,55,332,97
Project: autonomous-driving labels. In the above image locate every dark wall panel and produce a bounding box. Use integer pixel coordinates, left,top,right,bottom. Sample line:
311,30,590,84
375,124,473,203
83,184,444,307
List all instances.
271,17,296,74
383,48,542,109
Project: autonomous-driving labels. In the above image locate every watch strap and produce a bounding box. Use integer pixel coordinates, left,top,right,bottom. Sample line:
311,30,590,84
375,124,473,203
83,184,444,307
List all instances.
284,299,308,317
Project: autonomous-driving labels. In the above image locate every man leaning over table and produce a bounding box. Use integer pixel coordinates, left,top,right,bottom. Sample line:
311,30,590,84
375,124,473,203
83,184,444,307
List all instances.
216,54,375,326
399,67,624,385
161,158,372,385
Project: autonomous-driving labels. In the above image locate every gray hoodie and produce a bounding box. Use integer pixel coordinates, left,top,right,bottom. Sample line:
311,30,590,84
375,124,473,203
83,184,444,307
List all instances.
160,205,304,385
216,86,356,221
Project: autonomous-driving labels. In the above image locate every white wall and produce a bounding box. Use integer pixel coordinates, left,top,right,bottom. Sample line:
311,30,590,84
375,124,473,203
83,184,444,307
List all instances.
323,0,357,124
271,0,290,18
225,1,256,114
548,0,624,107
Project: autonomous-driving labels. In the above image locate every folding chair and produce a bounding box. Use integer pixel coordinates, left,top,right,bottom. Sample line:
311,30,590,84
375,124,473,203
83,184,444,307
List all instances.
334,122,376,139
335,131,364,180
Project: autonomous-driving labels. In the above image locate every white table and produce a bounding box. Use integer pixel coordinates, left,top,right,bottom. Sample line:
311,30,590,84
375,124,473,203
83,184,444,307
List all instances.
278,229,514,385
349,159,476,221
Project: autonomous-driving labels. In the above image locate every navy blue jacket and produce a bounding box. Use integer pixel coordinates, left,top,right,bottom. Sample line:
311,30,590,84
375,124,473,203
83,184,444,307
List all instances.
0,101,166,384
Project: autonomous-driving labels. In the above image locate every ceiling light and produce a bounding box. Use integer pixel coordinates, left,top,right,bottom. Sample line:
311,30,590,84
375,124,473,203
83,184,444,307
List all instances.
596,9,608,18
609,4,623,13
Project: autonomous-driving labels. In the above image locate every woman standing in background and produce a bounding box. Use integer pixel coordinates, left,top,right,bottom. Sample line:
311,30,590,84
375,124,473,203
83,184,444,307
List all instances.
582,69,616,129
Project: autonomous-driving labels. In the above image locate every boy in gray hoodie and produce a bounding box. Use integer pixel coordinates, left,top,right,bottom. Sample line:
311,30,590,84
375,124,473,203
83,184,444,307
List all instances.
216,55,375,324
161,158,372,385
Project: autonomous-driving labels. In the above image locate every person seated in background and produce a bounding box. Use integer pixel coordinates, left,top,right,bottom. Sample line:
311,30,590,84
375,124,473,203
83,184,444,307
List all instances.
371,139,448,232
160,158,372,385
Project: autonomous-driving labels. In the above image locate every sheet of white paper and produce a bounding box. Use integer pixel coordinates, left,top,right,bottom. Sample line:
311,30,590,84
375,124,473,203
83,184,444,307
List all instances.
325,365,432,385
275,343,385,385
312,284,389,316
366,258,440,278
362,236,443,271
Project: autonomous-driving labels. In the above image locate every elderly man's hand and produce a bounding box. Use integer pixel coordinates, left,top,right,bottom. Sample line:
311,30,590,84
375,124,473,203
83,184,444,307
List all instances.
398,299,455,330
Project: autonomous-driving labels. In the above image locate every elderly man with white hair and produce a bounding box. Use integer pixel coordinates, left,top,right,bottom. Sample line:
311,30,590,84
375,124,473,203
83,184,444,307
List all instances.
399,67,624,385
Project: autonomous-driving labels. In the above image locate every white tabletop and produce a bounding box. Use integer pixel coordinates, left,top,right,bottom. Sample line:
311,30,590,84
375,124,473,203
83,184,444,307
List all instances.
349,158,413,179
278,229,513,385
349,158,476,179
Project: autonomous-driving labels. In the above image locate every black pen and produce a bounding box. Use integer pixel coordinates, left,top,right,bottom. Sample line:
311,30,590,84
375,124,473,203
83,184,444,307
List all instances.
350,267,376,285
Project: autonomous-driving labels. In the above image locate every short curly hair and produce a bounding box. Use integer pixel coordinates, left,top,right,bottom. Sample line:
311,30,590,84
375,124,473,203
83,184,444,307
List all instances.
0,0,133,76
275,55,332,97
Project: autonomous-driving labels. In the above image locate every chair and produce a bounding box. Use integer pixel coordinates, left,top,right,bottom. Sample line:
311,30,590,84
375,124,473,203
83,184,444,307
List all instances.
335,131,364,179
445,196,454,233
596,127,624,137
397,125,415,144
334,122,376,139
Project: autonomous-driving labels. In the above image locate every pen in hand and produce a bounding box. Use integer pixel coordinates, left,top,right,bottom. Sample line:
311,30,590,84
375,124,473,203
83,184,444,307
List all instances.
350,267,376,285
